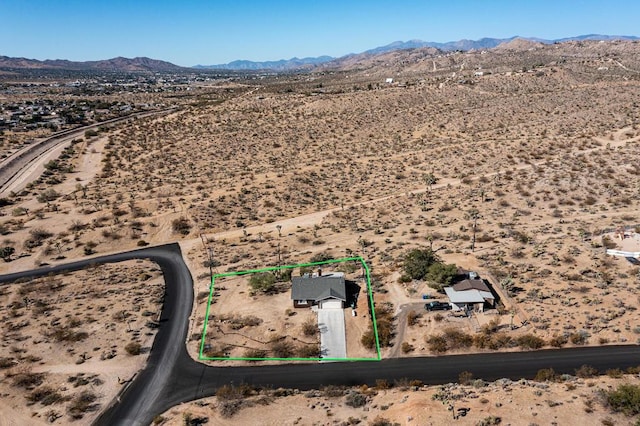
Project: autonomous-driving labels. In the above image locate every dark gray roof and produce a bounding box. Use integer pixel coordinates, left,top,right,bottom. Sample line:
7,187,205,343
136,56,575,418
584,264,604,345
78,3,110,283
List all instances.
291,275,346,302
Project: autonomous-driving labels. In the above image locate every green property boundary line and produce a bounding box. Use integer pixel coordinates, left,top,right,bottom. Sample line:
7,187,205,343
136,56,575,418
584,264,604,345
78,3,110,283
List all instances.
198,256,381,362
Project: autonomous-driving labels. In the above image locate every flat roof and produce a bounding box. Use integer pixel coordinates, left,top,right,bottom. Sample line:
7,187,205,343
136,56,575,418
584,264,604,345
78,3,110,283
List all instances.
445,287,494,304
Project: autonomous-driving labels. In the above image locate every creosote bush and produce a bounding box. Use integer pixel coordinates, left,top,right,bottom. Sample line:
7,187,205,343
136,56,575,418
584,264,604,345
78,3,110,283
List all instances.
125,341,142,355
602,383,640,416
171,217,192,235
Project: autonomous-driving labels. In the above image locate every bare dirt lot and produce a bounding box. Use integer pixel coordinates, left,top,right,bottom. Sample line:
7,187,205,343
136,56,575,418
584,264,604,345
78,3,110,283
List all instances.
155,373,640,426
197,261,375,363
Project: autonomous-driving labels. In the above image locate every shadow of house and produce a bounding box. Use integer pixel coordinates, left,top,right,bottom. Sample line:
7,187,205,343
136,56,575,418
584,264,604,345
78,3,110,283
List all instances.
344,279,361,309
291,272,346,309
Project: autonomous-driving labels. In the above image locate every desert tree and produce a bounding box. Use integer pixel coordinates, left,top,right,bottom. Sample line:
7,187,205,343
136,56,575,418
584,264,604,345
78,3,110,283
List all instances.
465,208,481,251
423,172,437,194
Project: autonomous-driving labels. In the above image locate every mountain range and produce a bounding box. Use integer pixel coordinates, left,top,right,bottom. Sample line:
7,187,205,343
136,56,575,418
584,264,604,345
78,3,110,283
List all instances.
1,34,638,72
0,56,184,72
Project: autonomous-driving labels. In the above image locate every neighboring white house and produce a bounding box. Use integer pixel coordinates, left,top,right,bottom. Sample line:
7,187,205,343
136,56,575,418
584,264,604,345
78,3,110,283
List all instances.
291,272,346,309
385,78,394,84
444,278,495,312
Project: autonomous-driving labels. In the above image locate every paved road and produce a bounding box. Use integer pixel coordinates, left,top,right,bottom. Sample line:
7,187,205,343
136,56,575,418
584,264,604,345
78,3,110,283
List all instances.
2,245,640,426
0,244,193,426
0,108,176,196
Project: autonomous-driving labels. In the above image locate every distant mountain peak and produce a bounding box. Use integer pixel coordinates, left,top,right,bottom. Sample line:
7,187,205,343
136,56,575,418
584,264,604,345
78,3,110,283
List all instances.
194,56,335,71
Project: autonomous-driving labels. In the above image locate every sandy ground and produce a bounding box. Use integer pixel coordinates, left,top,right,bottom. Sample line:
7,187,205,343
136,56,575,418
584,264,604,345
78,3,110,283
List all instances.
0,261,163,425
155,374,640,425
196,263,374,364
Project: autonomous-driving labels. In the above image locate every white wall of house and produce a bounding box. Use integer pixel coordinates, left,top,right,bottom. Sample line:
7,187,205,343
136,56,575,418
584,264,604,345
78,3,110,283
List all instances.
319,299,343,309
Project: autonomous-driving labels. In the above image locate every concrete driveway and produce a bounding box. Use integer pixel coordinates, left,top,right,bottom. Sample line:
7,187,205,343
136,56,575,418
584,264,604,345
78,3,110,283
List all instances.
317,308,346,360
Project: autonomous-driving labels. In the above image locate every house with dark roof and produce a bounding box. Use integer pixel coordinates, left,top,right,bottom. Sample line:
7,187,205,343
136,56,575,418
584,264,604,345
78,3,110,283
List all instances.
444,277,495,313
291,272,346,309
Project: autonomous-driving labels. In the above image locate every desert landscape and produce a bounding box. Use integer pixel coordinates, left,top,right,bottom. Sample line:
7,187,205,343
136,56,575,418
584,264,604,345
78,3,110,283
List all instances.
1,37,640,424
0,261,164,425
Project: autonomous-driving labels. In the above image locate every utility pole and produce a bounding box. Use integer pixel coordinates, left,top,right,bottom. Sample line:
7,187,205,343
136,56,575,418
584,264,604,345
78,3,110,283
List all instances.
276,225,282,279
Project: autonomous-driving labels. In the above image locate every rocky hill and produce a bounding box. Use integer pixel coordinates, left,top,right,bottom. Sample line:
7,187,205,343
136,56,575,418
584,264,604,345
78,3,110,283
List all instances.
0,56,184,72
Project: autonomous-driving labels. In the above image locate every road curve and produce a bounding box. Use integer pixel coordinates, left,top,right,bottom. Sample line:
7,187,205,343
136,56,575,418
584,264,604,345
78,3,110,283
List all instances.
0,243,194,426
2,245,640,426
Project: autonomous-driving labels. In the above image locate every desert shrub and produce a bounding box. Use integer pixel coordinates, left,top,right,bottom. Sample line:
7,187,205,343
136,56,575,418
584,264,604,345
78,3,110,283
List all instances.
401,342,415,353
375,319,394,347
203,345,228,358
49,326,88,342
11,370,45,388
125,342,142,355
363,303,395,349
0,357,15,369
296,344,320,358
24,228,53,249
476,416,502,426
345,392,368,408
575,365,598,378
480,317,501,334
483,333,515,350
426,335,448,353
0,246,16,262
302,319,317,336
243,349,267,359
534,368,558,382
113,310,130,322
443,328,473,349
171,217,192,235
309,251,332,263
459,371,474,385
375,379,391,390
216,383,253,401
407,311,421,326
322,385,346,397
218,400,243,418
67,390,98,419
602,384,640,416
601,236,617,249
570,331,590,345
397,274,412,283
370,416,398,426
361,328,377,349
271,340,294,358
626,366,640,374
249,272,277,294
516,334,546,349
606,368,624,378
223,314,263,330
36,189,60,203
549,334,568,347
26,386,67,405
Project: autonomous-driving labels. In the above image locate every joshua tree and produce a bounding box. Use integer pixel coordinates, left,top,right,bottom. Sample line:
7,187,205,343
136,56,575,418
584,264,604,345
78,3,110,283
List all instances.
465,208,480,251
423,172,437,193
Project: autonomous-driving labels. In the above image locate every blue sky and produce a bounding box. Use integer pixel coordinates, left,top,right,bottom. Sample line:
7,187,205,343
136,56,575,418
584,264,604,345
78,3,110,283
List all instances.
2,0,639,66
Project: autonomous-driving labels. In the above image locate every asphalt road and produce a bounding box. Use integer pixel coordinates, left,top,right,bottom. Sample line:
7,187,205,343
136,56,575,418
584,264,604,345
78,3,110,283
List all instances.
0,108,176,196
2,244,640,426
